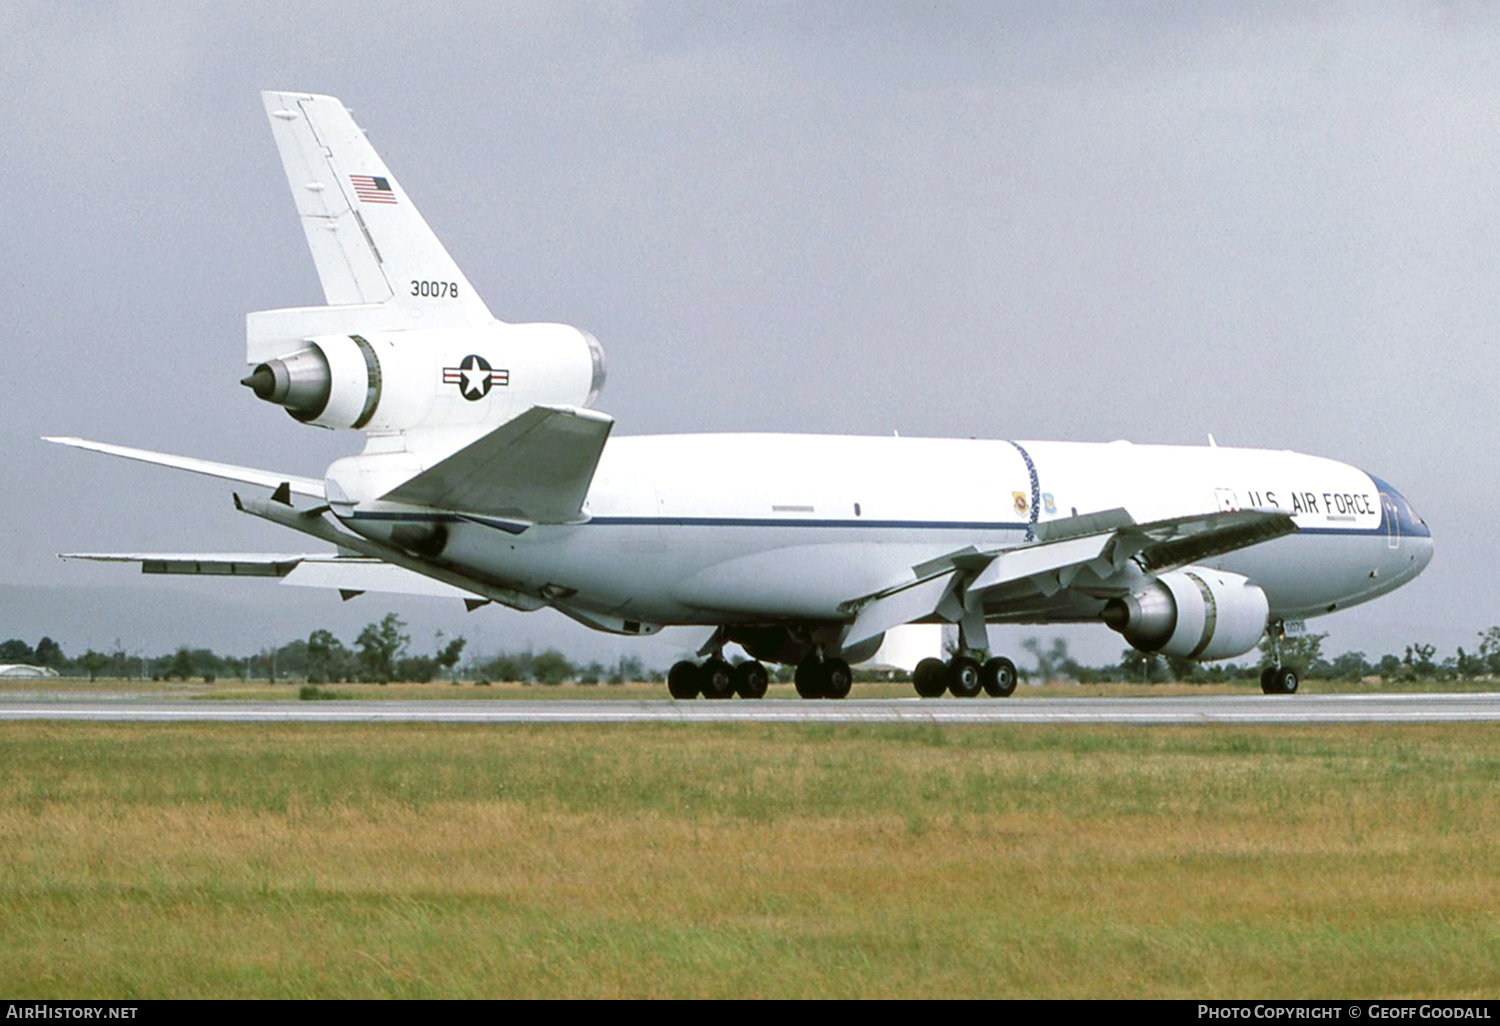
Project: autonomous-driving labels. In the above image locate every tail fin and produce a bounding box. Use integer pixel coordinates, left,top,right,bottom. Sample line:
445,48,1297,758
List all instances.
259,91,494,328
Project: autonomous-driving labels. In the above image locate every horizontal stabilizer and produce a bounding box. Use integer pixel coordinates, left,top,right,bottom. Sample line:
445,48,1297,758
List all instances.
44,437,325,499
380,405,613,523
62,552,309,576
60,552,478,600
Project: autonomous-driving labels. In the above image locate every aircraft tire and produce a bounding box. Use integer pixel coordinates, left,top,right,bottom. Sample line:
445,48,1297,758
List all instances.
912,657,948,698
668,660,702,700
981,657,1018,697
701,657,735,699
794,655,828,699
824,658,853,699
1260,666,1300,694
732,660,770,699
948,656,983,698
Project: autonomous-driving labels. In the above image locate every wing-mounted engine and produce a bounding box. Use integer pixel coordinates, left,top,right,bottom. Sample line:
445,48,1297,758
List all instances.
1102,566,1269,661
241,321,606,433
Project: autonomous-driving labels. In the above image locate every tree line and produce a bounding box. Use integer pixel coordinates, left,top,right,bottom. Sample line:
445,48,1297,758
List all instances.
4,617,1500,685
0,613,652,685
1012,629,1500,684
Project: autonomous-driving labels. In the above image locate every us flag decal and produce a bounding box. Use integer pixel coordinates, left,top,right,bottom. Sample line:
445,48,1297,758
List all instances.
350,174,398,204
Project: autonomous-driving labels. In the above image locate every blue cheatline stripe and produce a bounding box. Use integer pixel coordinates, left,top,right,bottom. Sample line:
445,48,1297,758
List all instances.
589,516,1027,530
346,511,1386,538
348,511,1025,530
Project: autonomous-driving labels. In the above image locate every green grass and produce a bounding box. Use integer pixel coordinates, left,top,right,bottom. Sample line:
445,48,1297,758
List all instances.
1,721,1498,997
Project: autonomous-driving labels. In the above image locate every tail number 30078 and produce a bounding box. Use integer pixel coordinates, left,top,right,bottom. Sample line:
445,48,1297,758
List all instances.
412,280,459,298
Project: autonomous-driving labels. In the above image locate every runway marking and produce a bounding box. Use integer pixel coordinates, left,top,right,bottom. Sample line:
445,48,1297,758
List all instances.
2,694,1499,725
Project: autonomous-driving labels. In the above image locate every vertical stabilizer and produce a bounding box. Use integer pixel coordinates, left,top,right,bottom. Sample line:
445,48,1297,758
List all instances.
260,91,494,326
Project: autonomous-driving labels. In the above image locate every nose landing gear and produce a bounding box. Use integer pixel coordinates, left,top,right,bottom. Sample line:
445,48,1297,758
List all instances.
1260,619,1301,694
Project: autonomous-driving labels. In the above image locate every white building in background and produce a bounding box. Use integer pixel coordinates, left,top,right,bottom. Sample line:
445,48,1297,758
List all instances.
857,624,944,674
0,664,60,679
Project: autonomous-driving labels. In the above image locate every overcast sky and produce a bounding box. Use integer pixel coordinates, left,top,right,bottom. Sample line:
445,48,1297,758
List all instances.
1,2,1494,669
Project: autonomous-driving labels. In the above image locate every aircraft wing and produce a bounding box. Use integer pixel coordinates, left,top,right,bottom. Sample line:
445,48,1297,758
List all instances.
381,404,613,523
60,552,480,601
841,507,1297,649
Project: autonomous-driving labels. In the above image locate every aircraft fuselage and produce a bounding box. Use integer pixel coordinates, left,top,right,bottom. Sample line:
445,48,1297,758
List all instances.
341,433,1433,632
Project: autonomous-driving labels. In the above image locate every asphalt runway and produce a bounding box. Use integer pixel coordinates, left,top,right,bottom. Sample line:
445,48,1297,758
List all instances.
2,692,1498,724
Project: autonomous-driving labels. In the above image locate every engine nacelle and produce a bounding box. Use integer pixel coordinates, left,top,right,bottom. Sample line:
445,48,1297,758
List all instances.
1102,567,1269,661
240,322,606,433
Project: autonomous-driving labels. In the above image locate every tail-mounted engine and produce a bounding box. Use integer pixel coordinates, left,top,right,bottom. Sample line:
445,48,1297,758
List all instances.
1102,567,1269,661
241,322,606,433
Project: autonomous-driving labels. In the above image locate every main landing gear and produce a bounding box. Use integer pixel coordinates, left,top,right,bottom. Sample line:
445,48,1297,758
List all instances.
911,655,1018,698
793,653,853,699
665,652,856,700
667,657,770,700
1260,619,1300,695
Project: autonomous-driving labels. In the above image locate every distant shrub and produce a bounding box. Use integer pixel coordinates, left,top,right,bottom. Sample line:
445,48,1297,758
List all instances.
298,684,341,701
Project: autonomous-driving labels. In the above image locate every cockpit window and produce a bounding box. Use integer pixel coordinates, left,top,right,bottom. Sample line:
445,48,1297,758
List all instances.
1368,475,1431,538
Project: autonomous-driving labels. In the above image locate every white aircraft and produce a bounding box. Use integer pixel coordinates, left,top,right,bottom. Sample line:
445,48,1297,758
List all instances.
49,91,1433,699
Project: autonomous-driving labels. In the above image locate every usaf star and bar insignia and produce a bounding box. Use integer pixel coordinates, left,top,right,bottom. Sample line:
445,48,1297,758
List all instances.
443,355,510,401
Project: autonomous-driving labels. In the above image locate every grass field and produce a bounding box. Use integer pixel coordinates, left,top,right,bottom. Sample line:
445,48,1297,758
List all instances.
1,719,1498,998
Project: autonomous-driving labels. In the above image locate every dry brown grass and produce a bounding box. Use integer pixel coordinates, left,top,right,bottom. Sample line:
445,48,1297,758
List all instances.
1,722,1497,997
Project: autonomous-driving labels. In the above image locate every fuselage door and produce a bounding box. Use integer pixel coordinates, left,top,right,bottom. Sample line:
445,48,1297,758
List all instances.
1383,494,1401,550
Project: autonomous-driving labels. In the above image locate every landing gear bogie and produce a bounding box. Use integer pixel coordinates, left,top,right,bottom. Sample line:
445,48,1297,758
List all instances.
668,657,770,699
912,654,1020,698
794,654,852,699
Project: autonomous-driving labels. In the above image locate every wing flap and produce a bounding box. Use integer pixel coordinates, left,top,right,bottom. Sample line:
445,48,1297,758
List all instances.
380,405,613,522
1130,508,1298,572
843,573,958,651
965,533,1113,594
839,506,1300,643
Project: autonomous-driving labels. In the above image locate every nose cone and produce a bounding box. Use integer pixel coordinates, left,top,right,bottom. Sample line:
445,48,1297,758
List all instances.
1369,474,1434,580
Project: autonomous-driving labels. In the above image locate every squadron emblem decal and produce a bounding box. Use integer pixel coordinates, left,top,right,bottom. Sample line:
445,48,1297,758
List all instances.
442,355,509,401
